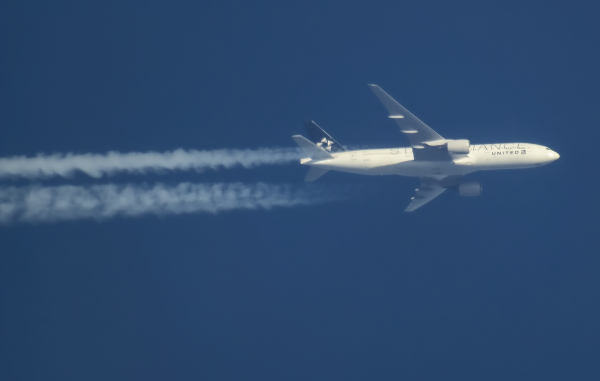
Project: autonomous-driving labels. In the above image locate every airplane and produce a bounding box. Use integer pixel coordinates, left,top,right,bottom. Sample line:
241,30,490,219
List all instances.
292,84,560,211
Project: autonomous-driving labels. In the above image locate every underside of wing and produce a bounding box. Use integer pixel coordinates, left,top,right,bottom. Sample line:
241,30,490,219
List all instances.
369,84,451,161
405,183,446,212
405,176,462,212
412,146,453,161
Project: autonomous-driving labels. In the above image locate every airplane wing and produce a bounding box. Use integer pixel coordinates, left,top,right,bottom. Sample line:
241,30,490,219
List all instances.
404,176,462,212
369,84,451,161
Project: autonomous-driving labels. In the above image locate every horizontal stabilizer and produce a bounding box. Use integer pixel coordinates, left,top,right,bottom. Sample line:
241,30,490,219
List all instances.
292,135,333,160
304,167,329,182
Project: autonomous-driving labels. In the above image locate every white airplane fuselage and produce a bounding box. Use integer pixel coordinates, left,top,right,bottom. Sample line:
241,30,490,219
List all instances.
304,143,560,178
294,84,560,210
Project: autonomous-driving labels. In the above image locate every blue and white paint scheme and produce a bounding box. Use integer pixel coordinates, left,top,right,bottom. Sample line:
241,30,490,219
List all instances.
292,85,560,211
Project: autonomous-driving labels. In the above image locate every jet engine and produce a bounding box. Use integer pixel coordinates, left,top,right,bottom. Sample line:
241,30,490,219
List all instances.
458,181,482,196
447,139,470,154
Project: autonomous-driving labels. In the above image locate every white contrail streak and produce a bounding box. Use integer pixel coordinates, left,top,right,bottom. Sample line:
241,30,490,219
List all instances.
0,148,301,179
0,182,333,224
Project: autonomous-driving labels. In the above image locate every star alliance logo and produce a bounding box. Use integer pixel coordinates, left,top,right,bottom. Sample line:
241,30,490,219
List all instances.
316,137,335,151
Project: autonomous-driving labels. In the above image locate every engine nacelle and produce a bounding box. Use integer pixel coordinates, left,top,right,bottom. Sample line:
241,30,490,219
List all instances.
447,139,470,154
458,182,482,196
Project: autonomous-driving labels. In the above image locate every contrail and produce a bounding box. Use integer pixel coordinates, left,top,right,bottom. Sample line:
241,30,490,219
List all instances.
0,148,301,179
0,182,335,224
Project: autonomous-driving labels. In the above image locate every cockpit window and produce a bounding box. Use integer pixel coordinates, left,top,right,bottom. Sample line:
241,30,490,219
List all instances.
546,148,551,150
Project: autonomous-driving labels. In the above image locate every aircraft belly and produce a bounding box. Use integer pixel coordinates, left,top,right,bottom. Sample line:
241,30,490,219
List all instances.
319,160,475,177
371,160,468,177
417,161,472,177
371,161,419,176
317,155,416,176
314,157,376,175
314,150,539,177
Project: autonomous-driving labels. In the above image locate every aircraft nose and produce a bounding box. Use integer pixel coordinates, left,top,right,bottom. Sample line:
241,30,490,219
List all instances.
547,150,560,161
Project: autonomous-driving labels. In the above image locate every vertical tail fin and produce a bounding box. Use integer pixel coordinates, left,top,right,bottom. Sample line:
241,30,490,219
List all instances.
304,121,347,152
293,121,340,183
291,135,333,160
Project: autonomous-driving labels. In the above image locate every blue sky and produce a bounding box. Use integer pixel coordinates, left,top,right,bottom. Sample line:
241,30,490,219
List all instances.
1,1,599,380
